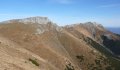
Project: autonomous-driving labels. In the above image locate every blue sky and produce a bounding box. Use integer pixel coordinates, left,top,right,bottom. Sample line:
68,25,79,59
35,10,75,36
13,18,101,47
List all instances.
0,0,120,27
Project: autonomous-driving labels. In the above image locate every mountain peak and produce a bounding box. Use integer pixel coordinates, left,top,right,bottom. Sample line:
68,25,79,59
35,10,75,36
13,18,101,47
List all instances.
2,16,51,24
18,16,51,24
65,22,104,30
84,22,104,28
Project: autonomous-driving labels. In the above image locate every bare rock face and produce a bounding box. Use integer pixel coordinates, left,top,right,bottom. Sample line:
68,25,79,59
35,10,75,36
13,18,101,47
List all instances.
1,16,62,35
79,22,105,37
18,16,50,24
64,22,106,40
2,16,51,24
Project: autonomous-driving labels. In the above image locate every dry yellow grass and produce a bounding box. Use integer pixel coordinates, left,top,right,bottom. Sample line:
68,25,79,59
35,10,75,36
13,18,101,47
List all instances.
0,20,116,70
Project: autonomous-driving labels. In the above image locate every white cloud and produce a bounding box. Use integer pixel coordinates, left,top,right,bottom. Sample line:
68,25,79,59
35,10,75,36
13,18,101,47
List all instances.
99,4,120,8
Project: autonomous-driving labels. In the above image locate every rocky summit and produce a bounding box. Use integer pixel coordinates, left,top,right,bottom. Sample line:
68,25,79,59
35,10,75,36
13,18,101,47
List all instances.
0,16,120,70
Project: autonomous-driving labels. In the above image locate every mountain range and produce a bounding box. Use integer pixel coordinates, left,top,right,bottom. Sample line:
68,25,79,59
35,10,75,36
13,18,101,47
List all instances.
0,16,120,70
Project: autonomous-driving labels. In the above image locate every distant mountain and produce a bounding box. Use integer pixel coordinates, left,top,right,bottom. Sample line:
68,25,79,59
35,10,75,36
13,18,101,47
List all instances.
0,17,120,70
107,28,120,34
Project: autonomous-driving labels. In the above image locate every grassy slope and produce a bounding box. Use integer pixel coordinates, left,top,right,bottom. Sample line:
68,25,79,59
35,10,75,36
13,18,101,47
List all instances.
86,37,120,70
